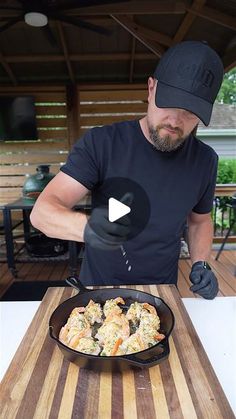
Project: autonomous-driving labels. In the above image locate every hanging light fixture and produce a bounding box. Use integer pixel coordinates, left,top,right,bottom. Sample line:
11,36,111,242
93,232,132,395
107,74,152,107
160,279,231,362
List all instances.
24,12,48,27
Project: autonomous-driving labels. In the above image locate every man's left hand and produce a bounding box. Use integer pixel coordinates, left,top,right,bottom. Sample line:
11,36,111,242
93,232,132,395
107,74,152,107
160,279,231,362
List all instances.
189,261,219,299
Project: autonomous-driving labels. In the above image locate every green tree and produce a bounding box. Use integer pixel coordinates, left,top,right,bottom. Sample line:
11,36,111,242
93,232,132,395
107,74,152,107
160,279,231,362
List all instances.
216,67,236,104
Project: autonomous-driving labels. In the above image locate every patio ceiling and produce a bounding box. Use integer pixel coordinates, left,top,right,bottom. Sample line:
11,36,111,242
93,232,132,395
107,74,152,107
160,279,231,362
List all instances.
0,0,235,86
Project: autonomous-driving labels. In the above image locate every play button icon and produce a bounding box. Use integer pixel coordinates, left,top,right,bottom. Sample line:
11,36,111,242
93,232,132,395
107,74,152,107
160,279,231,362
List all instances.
108,197,131,222
86,176,151,242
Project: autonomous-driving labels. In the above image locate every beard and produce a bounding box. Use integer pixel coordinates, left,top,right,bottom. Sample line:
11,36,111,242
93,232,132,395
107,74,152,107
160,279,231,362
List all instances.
147,122,188,152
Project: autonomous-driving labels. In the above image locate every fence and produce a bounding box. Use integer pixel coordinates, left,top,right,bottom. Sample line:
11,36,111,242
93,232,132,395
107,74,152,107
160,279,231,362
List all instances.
213,184,236,242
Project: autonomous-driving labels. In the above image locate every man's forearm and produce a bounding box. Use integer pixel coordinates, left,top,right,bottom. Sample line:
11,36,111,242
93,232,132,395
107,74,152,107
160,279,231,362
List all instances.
30,197,88,242
187,217,213,264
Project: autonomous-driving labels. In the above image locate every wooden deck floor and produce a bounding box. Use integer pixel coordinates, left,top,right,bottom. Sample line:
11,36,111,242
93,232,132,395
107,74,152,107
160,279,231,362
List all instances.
0,250,235,299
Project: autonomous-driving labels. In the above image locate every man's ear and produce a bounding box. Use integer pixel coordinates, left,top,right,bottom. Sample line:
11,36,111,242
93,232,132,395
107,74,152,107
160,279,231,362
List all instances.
147,77,156,103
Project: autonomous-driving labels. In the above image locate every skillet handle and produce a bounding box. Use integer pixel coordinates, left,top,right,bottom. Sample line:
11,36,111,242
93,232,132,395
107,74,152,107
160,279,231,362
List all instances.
124,339,170,367
66,275,88,293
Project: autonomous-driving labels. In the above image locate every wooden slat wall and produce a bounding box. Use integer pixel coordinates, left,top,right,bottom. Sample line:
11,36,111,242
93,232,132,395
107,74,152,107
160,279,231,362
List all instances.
0,84,147,227
0,85,147,209
0,88,68,208
78,87,147,138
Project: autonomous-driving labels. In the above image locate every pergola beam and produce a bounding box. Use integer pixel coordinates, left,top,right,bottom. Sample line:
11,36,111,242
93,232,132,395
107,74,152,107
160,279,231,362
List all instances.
124,22,172,47
188,6,236,31
111,15,165,57
66,1,186,16
4,52,156,63
0,1,186,18
222,45,236,72
0,1,235,75
57,22,75,83
0,50,17,85
0,2,234,31
129,36,136,83
172,0,206,44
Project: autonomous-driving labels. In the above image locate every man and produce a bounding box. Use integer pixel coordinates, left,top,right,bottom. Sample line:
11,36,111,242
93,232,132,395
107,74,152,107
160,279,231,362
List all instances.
30,41,224,299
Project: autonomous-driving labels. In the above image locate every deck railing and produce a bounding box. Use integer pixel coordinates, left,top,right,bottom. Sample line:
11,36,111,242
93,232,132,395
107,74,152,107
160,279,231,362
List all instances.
213,184,236,241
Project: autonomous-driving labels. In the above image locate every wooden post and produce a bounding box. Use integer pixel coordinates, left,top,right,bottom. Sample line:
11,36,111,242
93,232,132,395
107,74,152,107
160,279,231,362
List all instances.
66,84,80,149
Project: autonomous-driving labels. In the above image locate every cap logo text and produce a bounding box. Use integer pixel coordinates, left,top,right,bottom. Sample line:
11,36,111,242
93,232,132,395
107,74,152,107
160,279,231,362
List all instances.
177,64,214,87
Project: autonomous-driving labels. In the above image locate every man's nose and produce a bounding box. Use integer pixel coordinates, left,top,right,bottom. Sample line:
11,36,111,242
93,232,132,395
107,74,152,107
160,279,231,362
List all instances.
167,110,183,126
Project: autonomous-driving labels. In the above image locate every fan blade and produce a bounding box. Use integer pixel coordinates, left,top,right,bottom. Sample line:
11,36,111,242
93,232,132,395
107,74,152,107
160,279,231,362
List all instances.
41,24,57,47
50,13,111,36
0,15,23,33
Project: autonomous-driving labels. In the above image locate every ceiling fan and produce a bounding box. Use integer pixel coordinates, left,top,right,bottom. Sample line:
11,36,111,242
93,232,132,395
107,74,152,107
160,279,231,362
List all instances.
0,0,119,44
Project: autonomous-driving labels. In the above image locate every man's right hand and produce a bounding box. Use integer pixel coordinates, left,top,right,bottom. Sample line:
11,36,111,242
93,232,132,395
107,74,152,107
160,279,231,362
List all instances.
84,193,132,251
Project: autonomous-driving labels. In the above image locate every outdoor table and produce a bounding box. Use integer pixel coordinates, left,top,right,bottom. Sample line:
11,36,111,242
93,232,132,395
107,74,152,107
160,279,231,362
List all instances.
2,197,91,277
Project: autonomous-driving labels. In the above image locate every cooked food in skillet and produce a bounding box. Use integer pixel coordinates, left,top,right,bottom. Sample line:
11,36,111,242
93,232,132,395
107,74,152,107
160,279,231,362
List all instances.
59,298,165,356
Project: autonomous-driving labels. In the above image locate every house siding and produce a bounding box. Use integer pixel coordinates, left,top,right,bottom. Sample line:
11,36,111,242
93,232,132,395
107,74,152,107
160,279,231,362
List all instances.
198,136,236,158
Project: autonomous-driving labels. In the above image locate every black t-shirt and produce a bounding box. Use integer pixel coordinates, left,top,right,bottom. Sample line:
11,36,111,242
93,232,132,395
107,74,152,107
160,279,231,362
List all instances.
61,119,218,286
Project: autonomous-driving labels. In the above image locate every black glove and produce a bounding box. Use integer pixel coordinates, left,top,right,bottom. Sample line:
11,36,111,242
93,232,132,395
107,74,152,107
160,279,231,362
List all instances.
84,193,132,251
189,261,219,299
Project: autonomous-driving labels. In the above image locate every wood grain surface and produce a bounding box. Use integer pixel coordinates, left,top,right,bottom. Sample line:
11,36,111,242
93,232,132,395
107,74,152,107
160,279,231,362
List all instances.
0,285,234,419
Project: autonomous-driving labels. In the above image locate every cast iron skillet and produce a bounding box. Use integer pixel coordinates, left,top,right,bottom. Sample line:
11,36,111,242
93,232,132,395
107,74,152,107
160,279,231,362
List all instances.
49,276,175,371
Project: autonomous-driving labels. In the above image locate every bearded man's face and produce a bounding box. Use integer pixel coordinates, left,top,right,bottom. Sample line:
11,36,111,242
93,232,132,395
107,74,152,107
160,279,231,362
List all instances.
146,78,199,152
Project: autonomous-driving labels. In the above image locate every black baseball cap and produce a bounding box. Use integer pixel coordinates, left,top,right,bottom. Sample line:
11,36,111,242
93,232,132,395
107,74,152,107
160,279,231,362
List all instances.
154,41,224,126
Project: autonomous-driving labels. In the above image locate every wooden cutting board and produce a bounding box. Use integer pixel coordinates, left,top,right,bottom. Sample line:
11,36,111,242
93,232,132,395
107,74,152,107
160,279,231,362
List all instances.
0,285,234,419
